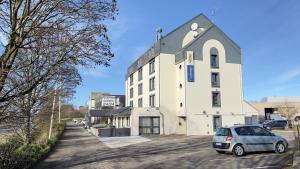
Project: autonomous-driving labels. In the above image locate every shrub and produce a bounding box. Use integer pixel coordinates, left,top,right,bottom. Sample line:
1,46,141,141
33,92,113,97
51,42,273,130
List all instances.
0,122,66,169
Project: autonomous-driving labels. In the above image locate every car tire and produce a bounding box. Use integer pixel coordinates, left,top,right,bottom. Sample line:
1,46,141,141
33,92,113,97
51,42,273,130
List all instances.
216,150,226,154
233,144,245,157
275,142,286,153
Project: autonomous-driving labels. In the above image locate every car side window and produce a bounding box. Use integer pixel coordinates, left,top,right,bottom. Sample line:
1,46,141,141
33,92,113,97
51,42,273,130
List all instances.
251,126,270,136
235,127,252,136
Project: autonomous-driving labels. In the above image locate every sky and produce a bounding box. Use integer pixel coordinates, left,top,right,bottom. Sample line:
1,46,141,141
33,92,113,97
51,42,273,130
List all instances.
73,0,300,107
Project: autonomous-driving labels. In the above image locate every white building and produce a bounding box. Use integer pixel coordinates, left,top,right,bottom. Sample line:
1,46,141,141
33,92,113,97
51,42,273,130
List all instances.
125,13,258,136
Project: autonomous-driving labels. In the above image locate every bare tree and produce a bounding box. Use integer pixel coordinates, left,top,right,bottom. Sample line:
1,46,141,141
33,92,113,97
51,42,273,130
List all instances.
277,102,299,120
0,0,117,105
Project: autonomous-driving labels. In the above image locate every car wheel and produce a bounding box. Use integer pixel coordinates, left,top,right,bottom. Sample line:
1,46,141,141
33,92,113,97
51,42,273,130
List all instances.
216,150,226,154
275,142,286,153
233,144,245,157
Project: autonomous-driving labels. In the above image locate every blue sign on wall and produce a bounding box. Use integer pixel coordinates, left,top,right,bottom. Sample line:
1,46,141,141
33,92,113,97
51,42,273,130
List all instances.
187,65,194,82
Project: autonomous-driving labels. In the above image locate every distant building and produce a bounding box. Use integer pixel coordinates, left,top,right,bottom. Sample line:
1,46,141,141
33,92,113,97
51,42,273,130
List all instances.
86,92,125,126
250,96,300,121
88,92,125,110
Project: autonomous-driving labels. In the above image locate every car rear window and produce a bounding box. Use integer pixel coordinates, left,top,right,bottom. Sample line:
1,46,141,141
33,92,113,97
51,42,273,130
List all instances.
215,128,230,136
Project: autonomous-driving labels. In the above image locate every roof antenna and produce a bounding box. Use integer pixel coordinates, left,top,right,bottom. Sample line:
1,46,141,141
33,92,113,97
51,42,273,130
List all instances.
156,27,162,41
211,8,217,23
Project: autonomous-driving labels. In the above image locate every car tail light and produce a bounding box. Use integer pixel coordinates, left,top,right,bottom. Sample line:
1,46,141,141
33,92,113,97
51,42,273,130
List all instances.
226,131,233,141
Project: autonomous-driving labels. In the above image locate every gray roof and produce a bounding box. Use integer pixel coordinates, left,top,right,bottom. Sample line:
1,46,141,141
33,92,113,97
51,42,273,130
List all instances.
87,107,131,117
126,13,241,78
88,109,112,117
109,107,131,116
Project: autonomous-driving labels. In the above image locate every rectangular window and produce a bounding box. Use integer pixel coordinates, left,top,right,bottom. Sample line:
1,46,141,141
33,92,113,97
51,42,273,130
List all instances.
149,59,155,74
138,83,143,95
130,101,133,107
130,88,133,98
211,54,219,68
149,94,155,107
212,91,221,107
149,77,155,91
130,74,133,86
138,98,143,107
138,68,143,81
213,115,222,131
211,72,220,87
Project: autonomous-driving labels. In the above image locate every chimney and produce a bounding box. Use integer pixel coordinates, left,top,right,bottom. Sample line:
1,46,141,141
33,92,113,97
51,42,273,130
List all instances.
156,27,162,41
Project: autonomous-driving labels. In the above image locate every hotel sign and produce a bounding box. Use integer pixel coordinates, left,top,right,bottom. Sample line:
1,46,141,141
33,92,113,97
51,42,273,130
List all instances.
187,65,194,82
102,96,116,107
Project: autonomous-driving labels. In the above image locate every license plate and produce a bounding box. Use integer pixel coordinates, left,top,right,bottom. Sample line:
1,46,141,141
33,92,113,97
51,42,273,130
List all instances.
216,142,222,146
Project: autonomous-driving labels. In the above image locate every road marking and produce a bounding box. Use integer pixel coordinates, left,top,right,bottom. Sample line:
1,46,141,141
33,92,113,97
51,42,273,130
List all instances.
241,166,278,169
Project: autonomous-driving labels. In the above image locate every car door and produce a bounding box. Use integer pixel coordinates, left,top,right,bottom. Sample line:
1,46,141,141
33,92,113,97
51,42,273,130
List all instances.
234,126,254,152
250,126,275,151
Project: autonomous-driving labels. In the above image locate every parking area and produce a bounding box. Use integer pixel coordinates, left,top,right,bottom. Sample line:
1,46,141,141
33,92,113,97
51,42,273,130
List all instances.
36,123,294,169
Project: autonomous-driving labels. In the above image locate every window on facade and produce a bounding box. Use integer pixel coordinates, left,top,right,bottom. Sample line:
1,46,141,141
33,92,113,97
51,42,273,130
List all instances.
138,68,143,81
138,83,143,95
211,72,220,87
213,115,222,131
212,91,221,107
149,77,155,91
130,74,133,85
130,101,133,107
130,88,133,98
210,55,219,68
138,98,143,107
149,94,155,107
149,58,155,74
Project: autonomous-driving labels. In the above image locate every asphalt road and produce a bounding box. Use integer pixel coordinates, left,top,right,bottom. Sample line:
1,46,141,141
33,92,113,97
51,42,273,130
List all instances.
35,123,294,169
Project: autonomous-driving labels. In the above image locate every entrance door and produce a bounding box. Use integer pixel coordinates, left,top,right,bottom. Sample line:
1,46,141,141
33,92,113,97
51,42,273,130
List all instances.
139,117,160,135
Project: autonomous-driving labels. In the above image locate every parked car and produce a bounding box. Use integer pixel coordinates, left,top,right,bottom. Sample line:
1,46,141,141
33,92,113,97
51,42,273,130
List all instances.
295,116,300,122
81,120,87,125
262,120,291,130
212,125,288,156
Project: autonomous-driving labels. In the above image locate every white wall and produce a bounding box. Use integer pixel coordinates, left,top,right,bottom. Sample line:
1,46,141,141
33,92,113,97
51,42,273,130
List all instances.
184,39,244,135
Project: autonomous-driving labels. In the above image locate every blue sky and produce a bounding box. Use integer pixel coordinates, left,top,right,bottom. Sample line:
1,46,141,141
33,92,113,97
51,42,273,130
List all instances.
74,0,300,107
73,0,300,106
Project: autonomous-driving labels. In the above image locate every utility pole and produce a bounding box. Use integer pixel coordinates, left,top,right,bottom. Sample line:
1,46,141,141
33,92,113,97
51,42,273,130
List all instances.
48,83,57,139
58,75,62,123
58,95,61,123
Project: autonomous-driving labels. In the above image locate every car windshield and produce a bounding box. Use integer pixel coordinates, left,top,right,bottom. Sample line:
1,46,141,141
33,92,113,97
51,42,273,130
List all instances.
215,128,230,136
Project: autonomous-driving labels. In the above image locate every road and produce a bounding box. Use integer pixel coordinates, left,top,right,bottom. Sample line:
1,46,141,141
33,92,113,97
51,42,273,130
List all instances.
35,123,294,169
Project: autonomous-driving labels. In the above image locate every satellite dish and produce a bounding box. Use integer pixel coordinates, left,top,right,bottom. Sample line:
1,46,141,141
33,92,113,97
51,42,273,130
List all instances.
193,31,199,38
191,23,198,31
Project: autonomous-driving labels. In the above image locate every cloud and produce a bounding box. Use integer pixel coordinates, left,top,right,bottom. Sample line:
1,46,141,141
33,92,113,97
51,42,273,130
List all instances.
79,66,110,78
107,16,129,41
277,67,300,83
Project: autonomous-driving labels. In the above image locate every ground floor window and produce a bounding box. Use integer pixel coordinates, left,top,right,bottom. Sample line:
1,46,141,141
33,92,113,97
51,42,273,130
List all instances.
213,115,222,131
139,117,160,135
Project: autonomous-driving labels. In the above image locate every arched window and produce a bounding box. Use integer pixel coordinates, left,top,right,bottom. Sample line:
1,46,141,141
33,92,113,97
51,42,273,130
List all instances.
210,47,219,68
